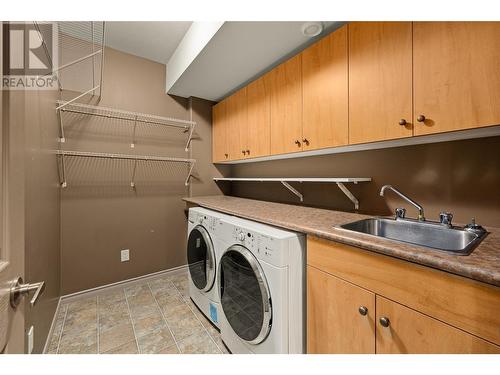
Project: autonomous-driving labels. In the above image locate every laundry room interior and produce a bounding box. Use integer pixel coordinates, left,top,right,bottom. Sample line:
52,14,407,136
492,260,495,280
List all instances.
1,1,500,362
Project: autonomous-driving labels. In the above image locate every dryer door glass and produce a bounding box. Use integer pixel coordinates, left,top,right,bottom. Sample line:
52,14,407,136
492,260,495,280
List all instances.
219,245,272,344
187,225,216,292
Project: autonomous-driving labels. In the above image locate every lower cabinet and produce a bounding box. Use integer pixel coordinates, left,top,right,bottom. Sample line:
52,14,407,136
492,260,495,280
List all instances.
307,266,375,353
306,236,500,354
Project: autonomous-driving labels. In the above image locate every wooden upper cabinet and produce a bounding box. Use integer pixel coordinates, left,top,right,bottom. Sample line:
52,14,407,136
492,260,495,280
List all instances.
349,22,413,144
307,266,375,354
269,54,303,155
414,22,500,135
302,25,348,150
212,101,228,162
246,73,271,158
225,87,247,160
376,296,500,354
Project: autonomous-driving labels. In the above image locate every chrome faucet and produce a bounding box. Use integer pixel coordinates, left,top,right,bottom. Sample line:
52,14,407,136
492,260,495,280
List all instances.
379,185,425,221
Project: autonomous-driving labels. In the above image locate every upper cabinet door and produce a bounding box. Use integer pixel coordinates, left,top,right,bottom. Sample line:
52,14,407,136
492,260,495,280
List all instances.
414,22,500,135
212,101,228,162
269,54,303,155
246,73,271,158
226,87,247,160
349,22,413,144
302,25,348,150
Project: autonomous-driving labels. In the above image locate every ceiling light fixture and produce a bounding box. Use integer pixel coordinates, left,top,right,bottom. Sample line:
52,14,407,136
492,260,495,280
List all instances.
301,22,324,37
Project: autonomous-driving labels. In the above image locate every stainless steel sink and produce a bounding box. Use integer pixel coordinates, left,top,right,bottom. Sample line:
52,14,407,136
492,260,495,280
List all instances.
339,218,487,255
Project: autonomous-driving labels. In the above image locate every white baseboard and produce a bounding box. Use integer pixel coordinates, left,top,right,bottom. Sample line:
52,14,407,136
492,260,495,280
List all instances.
61,264,189,302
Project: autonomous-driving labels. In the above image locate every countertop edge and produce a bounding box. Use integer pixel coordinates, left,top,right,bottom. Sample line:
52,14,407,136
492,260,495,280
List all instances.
183,196,500,288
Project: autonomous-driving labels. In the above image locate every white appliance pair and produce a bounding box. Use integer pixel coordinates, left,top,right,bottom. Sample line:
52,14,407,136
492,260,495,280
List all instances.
186,207,306,354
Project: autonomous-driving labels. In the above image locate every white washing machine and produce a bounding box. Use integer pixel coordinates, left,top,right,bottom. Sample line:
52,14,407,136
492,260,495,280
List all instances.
217,215,306,354
187,207,234,328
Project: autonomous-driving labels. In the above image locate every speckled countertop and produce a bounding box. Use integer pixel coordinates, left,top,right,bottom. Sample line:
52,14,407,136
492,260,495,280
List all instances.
183,195,500,287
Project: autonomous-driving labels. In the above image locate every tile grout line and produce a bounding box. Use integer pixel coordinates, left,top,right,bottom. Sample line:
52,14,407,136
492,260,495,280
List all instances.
96,296,100,354
55,305,69,354
172,278,223,354
123,288,142,354
148,281,182,354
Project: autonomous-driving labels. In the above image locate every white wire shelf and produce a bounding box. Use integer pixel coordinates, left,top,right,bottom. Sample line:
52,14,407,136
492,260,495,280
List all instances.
56,101,196,151
213,177,372,210
57,150,195,188
34,21,105,105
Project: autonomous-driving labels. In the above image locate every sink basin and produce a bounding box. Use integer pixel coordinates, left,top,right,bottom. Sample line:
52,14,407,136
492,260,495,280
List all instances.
339,218,487,255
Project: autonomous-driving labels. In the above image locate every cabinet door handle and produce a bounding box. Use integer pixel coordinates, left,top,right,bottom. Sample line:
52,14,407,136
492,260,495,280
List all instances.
241,150,246,155
358,306,368,316
302,138,309,146
379,317,390,327
399,119,407,126
246,149,250,155
224,153,228,158
417,115,426,123
294,140,301,146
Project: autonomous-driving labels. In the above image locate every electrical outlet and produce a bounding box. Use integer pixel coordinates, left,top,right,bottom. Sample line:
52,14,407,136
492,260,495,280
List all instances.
121,249,130,262
27,326,34,354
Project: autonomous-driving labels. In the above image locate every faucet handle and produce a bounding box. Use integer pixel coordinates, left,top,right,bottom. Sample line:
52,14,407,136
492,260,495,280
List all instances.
465,217,486,233
395,207,406,219
439,212,453,227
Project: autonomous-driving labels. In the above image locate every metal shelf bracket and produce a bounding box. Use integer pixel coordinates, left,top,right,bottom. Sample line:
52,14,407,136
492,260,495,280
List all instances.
185,162,196,186
281,181,303,202
130,159,138,189
185,123,196,152
58,152,67,188
336,182,359,210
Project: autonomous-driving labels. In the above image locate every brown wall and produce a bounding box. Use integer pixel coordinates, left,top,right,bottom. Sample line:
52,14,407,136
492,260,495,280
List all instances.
230,136,500,228
1,23,61,353
60,48,224,294
23,89,61,353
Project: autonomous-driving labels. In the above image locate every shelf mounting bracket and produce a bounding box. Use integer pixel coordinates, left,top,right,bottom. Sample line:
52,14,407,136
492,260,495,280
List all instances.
130,159,138,189
185,123,196,152
57,109,66,143
185,161,195,186
57,153,67,188
281,181,303,202
131,115,138,148
336,182,359,210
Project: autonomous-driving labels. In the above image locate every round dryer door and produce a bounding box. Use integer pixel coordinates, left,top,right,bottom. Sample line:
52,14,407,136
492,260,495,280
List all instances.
187,225,216,292
219,245,272,344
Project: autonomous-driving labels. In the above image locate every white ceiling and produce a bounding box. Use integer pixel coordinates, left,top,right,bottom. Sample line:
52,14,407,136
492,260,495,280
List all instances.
105,21,192,64
104,21,344,101
167,21,344,101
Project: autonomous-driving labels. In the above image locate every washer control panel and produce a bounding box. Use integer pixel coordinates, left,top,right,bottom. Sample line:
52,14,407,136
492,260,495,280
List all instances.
189,211,221,233
231,226,288,266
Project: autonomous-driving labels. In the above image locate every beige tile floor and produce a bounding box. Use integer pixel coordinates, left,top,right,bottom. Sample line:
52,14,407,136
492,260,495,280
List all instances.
45,270,229,354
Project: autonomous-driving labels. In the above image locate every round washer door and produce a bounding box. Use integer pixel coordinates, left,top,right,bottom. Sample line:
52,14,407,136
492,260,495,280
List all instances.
187,225,216,292
219,245,272,344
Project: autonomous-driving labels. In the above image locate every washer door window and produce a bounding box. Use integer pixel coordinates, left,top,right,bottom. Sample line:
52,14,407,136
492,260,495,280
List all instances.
187,225,216,292
219,245,272,344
